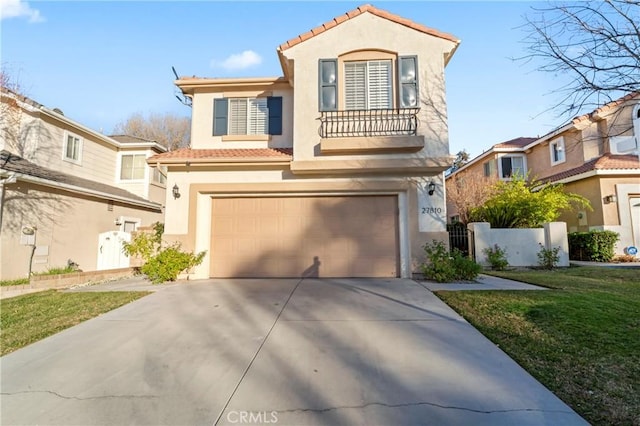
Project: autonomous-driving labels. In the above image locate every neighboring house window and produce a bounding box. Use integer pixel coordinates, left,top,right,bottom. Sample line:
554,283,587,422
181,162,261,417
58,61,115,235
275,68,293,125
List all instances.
500,156,525,179
152,166,167,185
120,154,146,180
63,132,82,163
550,137,566,165
213,97,282,136
483,160,495,177
318,55,418,111
344,60,392,110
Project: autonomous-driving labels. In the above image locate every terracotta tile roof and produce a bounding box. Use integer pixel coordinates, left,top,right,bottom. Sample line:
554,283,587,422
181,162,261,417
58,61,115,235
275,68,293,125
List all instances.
0,150,161,210
572,91,640,125
278,4,459,51
540,154,640,183
148,148,293,162
494,137,538,149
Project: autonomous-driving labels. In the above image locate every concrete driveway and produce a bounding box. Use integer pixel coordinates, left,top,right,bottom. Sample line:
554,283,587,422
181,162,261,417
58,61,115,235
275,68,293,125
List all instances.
1,278,587,425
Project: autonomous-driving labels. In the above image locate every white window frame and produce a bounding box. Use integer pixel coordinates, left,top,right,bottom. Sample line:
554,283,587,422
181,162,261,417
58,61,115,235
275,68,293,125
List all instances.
633,103,640,143
344,59,392,110
62,131,83,165
117,216,141,233
228,98,269,136
117,151,148,183
498,154,527,180
550,137,566,165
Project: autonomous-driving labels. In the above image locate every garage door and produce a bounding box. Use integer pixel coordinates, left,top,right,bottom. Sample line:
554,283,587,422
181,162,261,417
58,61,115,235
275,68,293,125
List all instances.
210,195,399,278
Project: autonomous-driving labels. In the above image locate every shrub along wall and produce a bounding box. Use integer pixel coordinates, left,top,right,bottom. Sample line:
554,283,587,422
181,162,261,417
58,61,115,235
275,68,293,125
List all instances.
568,230,619,262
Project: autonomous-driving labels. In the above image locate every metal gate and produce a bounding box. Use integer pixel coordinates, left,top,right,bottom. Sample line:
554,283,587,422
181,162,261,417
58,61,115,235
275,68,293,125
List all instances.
447,223,470,256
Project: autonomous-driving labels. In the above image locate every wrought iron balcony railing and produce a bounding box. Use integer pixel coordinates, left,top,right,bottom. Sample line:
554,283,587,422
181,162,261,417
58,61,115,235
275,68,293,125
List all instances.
318,108,420,138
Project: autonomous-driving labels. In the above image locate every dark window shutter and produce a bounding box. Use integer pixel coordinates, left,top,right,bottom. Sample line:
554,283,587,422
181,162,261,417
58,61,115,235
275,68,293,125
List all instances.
213,98,228,136
319,59,338,111
267,96,283,135
398,56,419,108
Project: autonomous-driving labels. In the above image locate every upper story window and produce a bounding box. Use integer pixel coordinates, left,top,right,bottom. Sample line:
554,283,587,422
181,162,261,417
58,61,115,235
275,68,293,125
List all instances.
499,155,525,179
550,137,565,165
120,154,146,180
213,97,282,136
63,132,83,164
319,54,418,111
345,60,392,110
483,160,495,177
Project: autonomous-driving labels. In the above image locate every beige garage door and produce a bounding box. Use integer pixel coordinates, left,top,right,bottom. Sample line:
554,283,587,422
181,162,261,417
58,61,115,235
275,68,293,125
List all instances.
210,195,399,278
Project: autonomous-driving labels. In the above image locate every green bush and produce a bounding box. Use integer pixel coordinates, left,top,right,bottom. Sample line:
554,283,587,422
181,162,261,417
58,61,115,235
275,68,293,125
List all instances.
421,240,481,282
123,222,206,284
483,244,509,270
537,244,560,269
141,244,205,284
568,230,619,262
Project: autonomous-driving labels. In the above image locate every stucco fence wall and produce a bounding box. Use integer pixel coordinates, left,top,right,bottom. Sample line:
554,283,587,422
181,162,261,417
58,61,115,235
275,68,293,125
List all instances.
468,222,569,268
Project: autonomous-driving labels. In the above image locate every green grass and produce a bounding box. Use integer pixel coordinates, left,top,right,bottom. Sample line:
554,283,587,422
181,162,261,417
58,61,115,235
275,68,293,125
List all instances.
0,277,29,287
436,267,639,426
1,290,149,356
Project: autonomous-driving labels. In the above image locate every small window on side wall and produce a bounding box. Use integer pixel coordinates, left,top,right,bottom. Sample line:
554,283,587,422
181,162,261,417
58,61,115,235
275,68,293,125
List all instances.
550,137,566,165
63,132,82,164
483,160,495,177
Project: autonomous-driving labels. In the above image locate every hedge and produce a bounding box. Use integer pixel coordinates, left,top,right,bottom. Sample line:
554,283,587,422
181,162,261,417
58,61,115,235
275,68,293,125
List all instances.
568,230,619,262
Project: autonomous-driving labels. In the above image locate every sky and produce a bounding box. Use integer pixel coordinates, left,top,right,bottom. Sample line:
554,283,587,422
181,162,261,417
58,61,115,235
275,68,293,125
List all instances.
1,0,575,159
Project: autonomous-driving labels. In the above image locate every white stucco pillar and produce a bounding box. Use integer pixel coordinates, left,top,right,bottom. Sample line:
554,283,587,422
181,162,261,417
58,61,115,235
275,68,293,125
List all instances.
544,222,569,267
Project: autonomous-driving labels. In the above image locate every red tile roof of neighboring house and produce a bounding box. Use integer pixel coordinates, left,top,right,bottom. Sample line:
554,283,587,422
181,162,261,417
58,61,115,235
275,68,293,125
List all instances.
572,91,640,125
494,137,538,149
540,154,640,183
278,4,459,52
148,148,293,163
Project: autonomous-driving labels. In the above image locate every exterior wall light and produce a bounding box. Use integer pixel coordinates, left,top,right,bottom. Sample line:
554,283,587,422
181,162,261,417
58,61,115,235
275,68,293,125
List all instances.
428,181,436,196
172,184,181,199
604,194,617,204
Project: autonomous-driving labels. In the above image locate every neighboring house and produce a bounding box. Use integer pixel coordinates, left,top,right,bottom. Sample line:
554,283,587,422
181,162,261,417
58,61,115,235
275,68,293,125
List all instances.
149,4,460,278
0,88,167,280
447,92,640,255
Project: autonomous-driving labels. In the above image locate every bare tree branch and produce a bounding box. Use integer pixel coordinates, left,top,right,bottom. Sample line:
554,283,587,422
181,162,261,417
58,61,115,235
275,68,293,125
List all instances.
519,0,640,118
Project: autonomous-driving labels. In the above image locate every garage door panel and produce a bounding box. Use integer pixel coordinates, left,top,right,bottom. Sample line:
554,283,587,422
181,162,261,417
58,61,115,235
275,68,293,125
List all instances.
210,196,398,278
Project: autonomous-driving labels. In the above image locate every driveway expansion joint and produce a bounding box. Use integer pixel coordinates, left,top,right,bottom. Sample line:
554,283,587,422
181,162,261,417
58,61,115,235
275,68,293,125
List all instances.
1,390,158,401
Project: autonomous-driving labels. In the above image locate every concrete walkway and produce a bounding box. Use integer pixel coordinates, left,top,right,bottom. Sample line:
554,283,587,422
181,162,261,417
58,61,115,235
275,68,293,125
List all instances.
1,278,587,425
420,274,549,291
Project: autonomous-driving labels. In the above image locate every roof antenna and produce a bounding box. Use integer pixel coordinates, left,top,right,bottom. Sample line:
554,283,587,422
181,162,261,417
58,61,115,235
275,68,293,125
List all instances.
172,66,192,108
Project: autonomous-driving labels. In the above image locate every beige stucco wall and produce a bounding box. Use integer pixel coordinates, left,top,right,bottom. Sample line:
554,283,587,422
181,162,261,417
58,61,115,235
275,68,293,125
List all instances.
281,12,456,164
0,181,163,280
189,85,293,149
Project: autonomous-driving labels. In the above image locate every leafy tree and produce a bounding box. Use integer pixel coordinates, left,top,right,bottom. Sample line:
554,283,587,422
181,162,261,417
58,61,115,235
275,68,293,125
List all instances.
450,150,470,172
522,0,640,118
470,175,591,228
112,112,190,150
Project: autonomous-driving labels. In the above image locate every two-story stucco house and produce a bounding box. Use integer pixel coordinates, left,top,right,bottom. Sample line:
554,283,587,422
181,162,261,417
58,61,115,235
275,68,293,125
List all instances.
0,88,167,280
447,92,640,255
149,4,460,278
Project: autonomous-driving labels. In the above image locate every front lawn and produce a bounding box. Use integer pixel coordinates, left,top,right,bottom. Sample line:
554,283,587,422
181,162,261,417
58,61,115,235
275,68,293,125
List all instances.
436,267,639,426
0,290,149,356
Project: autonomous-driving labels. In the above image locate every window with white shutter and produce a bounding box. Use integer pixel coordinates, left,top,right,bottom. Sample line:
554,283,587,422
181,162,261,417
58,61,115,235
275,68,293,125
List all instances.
344,60,392,110
214,97,281,136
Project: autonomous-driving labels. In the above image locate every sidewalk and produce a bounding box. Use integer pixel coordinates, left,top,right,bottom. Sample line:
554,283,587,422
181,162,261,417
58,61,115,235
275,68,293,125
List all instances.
420,274,549,291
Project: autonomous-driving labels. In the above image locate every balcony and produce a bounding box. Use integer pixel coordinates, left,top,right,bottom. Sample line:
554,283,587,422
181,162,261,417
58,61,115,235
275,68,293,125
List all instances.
319,108,419,138
317,108,424,155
